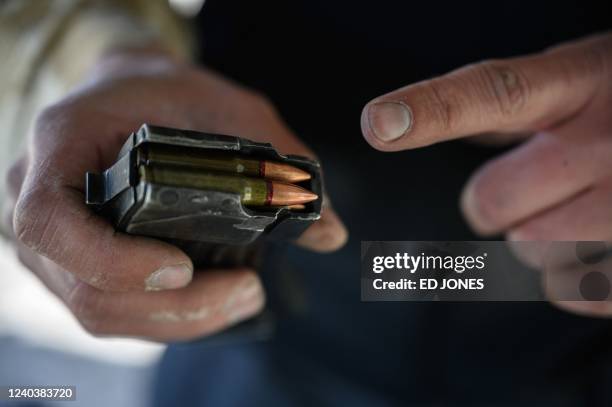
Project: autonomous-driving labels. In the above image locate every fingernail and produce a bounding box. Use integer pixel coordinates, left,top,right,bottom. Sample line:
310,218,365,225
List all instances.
366,101,412,142
146,264,193,291
224,276,264,323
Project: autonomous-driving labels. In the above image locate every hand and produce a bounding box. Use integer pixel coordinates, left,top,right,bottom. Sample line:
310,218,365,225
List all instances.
361,33,612,316
4,50,347,341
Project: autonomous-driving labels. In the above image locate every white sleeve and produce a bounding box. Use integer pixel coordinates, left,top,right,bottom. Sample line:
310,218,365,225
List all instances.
0,0,192,237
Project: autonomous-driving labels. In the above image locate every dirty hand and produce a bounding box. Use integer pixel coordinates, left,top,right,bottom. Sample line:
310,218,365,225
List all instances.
4,50,347,341
361,33,612,316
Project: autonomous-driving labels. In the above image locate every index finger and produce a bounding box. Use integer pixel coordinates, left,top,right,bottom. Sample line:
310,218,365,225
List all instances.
361,33,610,151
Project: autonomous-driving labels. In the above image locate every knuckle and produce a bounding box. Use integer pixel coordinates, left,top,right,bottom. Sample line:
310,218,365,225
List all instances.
184,319,225,340
13,190,41,248
575,41,610,81
6,158,26,198
424,80,456,133
245,88,271,107
549,34,612,82
508,223,541,241
244,88,278,118
553,51,598,93
600,37,612,79
75,317,99,335
251,91,277,116
33,104,64,143
78,317,106,336
475,60,530,120
15,246,38,271
13,187,57,255
65,281,105,322
66,283,121,337
463,173,501,233
2,210,12,238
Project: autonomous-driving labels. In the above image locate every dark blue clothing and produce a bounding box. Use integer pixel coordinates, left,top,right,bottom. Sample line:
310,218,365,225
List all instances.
154,1,612,405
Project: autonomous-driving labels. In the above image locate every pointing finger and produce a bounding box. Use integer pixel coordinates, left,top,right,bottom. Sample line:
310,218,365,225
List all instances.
361,33,611,151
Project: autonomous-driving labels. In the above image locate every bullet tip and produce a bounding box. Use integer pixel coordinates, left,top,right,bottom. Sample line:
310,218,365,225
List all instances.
271,182,318,206
264,161,312,183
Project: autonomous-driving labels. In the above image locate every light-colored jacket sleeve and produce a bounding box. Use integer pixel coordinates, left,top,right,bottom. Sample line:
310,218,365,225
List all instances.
0,0,192,236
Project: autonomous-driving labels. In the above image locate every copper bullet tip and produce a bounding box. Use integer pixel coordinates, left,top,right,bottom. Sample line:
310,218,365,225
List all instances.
263,161,311,183
270,182,318,206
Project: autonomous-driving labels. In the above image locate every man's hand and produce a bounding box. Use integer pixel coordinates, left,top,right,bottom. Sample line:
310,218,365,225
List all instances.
4,50,347,341
361,33,612,315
